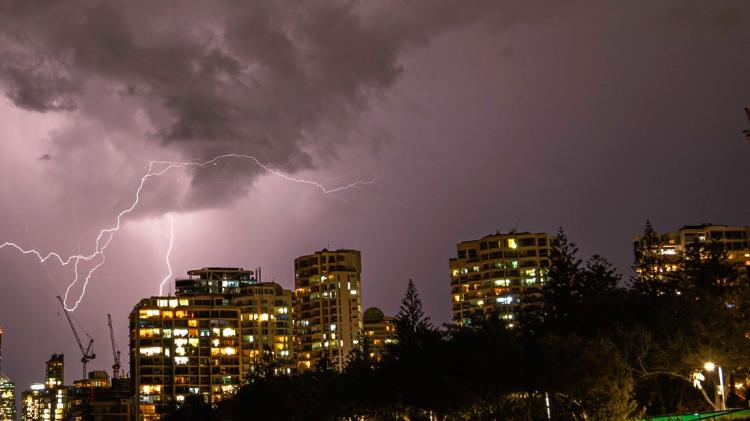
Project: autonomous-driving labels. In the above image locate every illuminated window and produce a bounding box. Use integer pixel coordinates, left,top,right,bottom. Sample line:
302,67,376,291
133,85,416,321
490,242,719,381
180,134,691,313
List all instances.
141,385,162,395
222,328,236,337
508,239,518,249
139,309,161,319
173,329,188,337
174,357,189,365
496,296,513,305
139,347,163,356
494,279,510,287
139,328,161,338
188,320,198,327
178,299,189,306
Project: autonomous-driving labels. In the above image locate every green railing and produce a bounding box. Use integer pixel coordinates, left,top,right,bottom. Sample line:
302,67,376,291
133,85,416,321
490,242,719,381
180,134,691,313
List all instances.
640,408,750,421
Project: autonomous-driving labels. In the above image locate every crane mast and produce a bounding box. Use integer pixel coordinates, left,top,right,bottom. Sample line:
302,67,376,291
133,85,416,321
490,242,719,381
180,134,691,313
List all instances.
57,296,95,380
107,314,122,379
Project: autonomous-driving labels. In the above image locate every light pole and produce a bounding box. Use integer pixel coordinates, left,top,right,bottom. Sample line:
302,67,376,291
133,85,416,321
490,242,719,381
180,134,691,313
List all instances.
704,361,726,410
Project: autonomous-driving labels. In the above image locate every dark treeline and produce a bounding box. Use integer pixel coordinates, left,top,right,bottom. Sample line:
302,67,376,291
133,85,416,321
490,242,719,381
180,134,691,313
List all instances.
168,223,750,420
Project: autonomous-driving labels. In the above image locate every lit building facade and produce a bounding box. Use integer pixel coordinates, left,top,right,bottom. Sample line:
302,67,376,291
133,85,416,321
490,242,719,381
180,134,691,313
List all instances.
71,372,131,421
0,376,13,421
129,296,241,419
175,268,295,373
449,231,554,326
294,249,363,371
45,354,64,389
634,224,750,281
231,282,294,374
362,307,396,362
21,355,72,421
175,267,258,296
0,326,16,421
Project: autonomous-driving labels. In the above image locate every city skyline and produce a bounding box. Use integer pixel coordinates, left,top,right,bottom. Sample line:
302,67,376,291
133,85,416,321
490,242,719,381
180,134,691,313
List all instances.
0,0,749,416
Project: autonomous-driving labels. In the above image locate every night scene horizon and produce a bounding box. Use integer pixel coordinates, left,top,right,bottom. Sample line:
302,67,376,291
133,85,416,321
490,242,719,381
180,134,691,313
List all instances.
1,1,749,420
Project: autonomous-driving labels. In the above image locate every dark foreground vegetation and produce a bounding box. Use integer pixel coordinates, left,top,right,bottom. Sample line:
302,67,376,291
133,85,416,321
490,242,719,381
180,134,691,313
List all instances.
169,223,750,420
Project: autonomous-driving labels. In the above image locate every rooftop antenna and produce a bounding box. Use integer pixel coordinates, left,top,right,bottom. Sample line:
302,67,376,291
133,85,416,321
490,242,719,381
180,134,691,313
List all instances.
743,107,750,142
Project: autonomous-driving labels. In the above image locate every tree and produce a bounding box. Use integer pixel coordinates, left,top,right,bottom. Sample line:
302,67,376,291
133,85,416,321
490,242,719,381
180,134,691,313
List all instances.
579,254,621,297
393,279,432,347
679,239,739,298
246,345,280,383
543,228,582,319
633,220,672,295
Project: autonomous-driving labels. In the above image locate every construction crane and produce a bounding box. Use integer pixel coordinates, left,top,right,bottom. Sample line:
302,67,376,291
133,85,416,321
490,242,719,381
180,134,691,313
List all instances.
743,107,750,142
57,295,95,379
107,314,121,379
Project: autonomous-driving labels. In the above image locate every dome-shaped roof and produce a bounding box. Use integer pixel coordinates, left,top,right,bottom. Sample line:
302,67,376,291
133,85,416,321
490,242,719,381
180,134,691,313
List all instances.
363,307,385,324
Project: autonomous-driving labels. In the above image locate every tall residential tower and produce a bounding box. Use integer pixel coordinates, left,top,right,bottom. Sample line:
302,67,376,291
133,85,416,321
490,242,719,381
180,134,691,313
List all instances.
0,327,16,421
294,249,363,371
449,231,554,326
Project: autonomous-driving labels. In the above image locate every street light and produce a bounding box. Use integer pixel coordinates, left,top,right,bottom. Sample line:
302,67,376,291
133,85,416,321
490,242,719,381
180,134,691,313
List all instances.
704,361,726,411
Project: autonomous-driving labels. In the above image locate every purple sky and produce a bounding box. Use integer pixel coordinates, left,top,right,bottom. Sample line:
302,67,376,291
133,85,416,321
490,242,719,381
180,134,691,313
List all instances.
1,0,749,395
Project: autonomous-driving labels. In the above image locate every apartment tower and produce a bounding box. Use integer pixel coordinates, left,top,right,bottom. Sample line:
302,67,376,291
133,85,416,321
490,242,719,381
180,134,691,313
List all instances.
449,231,554,326
294,249,363,371
0,326,15,421
634,224,750,281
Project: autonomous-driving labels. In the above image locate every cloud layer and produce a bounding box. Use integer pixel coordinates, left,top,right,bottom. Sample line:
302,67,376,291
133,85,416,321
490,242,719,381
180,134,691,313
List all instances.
0,0,564,210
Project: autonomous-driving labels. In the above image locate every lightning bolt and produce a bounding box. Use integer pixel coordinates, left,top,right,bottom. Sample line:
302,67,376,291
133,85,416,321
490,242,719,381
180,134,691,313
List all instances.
158,214,175,296
0,153,376,311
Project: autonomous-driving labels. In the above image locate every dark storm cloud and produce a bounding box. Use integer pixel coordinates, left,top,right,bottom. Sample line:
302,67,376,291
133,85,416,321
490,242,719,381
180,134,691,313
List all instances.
0,0,568,209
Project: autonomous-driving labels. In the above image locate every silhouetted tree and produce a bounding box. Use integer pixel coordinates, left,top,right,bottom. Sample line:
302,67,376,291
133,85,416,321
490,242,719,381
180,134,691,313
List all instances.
580,254,621,296
543,228,582,320
633,220,672,295
393,279,432,347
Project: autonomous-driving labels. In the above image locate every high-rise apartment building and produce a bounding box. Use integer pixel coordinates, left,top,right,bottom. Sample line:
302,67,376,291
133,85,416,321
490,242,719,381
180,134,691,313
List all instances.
634,224,750,281
129,295,242,419
0,326,15,421
175,268,295,373
21,355,72,421
362,307,396,362
70,371,131,421
231,282,294,374
0,377,13,421
294,249,363,371
46,354,64,389
449,231,554,326
129,266,295,419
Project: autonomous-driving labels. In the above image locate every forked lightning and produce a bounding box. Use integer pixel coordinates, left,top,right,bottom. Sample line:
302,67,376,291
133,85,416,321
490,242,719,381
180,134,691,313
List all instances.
1,153,375,311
